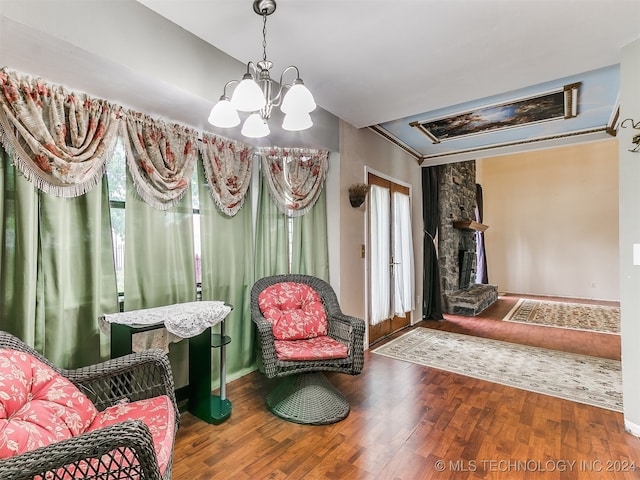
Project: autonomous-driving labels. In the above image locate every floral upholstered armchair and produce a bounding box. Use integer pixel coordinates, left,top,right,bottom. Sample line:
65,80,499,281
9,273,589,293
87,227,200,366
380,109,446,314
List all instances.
0,330,179,480
251,274,365,425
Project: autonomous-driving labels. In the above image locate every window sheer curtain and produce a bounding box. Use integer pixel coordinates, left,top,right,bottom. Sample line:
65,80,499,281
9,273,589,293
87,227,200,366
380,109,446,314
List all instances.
370,185,391,325
0,145,119,368
392,191,415,317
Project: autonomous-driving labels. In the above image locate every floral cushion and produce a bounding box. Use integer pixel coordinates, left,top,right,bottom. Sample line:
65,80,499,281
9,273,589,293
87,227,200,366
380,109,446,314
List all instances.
258,282,328,341
85,396,175,476
274,336,349,361
0,349,98,459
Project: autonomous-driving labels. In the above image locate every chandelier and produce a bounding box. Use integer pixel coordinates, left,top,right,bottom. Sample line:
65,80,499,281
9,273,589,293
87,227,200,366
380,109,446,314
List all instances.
207,0,316,138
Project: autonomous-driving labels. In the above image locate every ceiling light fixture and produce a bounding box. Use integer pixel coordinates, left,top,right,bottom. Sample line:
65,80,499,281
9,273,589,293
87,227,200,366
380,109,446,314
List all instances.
208,0,316,138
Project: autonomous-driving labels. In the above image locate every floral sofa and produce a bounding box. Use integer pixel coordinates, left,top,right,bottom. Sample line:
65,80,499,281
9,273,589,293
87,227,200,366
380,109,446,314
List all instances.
0,331,178,480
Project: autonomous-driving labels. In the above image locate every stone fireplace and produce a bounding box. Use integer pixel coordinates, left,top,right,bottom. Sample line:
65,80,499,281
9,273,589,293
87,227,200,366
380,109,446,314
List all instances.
438,161,498,315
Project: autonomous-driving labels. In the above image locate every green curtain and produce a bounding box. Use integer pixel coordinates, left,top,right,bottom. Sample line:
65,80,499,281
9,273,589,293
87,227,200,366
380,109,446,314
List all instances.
255,173,288,278
0,146,38,346
197,161,255,385
123,170,196,387
291,188,330,280
0,145,119,368
123,171,196,309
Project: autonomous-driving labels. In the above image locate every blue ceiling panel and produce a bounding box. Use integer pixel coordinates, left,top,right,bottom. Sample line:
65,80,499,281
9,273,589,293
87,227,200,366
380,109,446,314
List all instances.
374,65,620,162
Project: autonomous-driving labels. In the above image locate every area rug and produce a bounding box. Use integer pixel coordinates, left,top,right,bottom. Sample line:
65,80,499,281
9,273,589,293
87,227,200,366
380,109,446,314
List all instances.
371,328,622,412
502,298,620,334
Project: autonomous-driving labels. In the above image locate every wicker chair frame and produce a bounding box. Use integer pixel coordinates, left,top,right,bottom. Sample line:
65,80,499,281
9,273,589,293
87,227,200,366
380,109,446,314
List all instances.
251,275,365,424
251,274,366,379
0,330,179,480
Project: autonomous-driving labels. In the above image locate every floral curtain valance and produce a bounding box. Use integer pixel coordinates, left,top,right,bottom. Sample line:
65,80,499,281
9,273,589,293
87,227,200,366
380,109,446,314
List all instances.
200,133,253,216
123,112,198,210
0,67,121,197
0,67,332,212
259,147,328,217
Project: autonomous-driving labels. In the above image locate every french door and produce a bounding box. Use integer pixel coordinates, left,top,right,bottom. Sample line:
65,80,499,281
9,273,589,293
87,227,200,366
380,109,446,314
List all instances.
368,172,415,345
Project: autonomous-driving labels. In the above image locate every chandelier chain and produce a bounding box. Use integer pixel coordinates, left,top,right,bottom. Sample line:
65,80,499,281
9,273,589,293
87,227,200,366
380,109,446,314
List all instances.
262,10,268,64
207,0,315,137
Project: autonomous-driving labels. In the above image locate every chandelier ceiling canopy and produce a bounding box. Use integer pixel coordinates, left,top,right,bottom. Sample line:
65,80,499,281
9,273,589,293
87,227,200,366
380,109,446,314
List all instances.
207,0,316,138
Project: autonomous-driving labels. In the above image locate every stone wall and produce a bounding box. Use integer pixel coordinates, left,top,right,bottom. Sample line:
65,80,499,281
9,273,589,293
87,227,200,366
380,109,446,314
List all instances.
438,161,478,295
437,161,498,315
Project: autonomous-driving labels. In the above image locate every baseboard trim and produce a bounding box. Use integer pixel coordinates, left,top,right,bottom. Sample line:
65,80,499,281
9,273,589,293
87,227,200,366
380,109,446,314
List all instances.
624,419,640,437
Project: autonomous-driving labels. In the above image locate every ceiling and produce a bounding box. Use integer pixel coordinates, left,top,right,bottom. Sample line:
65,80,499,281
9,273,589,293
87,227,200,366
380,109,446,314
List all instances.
137,0,640,161
1,1,639,163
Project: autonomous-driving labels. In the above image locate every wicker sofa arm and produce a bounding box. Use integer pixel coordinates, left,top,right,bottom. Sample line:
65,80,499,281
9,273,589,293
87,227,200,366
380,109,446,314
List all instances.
0,420,162,480
65,349,178,422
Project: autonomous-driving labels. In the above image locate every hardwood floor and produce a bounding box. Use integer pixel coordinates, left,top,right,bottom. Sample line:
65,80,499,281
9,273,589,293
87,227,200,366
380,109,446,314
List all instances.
172,294,640,480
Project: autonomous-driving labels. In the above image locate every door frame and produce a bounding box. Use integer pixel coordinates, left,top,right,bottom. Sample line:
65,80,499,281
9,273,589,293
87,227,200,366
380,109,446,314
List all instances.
364,167,413,346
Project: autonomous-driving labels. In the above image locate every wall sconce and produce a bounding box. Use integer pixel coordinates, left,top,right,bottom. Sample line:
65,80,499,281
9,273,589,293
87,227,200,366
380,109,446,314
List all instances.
621,118,640,153
348,183,371,208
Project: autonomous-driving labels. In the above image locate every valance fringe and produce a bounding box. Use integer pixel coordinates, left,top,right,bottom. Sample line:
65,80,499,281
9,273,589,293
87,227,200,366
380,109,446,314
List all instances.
259,147,328,217
0,67,120,198
1,67,331,214
200,133,253,217
0,115,108,198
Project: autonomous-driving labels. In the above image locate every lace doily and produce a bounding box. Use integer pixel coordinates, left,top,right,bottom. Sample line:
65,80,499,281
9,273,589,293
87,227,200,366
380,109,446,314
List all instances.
99,301,232,352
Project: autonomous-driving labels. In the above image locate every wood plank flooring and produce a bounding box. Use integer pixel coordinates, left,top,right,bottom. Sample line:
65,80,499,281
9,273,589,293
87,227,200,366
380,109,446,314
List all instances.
172,294,640,480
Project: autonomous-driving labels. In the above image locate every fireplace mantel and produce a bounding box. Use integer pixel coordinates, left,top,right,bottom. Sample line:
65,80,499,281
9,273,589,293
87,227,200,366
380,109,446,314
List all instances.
453,220,489,232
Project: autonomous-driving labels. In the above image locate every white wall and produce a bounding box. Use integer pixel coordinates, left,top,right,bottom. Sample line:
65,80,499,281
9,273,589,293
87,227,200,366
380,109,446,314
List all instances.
619,37,640,437
478,140,619,301
0,0,339,151
339,121,423,346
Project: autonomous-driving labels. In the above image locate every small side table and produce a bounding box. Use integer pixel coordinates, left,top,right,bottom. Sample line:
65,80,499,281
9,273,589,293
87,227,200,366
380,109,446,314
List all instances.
102,301,233,425
188,318,232,424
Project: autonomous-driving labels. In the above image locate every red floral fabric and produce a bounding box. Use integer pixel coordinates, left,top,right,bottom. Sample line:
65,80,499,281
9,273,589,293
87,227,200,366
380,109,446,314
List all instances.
0,349,174,478
85,396,175,476
200,133,253,216
259,147,328,217
0,67,122,198
0,349,98,459
258,282,328,340
274,336,349,361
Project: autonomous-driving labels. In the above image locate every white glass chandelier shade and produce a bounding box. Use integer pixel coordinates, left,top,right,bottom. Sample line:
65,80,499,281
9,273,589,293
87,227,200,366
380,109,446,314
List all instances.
241,113,271,138
282,111,313,132
281,81,316,114
207,0,315,138
231,73,267,112
207,98,241,128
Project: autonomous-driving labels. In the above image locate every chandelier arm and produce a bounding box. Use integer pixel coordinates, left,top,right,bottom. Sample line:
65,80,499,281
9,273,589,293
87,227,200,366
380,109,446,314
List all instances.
245,61,259,78
221,80,239,99
267,66,301,107
278,65,301,87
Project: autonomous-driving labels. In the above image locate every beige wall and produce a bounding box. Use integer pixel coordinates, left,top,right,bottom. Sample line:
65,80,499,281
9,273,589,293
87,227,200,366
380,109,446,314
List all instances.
338,121,423,344
619,37,640,436
478,139,619,301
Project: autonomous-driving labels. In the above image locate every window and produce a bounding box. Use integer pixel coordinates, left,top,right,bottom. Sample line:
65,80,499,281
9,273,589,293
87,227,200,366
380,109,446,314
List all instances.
106,139,202,299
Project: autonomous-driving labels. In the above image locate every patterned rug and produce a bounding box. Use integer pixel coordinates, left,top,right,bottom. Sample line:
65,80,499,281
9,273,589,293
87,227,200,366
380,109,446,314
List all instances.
502,298,620,334
372,328,622,412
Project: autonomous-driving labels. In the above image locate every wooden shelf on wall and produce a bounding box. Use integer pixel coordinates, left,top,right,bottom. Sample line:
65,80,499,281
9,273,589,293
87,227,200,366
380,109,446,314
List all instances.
453,220,489,232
